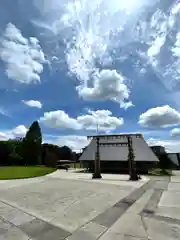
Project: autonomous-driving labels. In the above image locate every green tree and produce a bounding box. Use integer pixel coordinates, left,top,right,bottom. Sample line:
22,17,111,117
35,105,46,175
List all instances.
8,139,23,165
22,121,42,165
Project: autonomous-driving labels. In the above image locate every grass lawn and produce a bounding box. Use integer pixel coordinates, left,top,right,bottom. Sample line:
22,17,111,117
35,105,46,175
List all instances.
148,168,173,176
0,166,56,180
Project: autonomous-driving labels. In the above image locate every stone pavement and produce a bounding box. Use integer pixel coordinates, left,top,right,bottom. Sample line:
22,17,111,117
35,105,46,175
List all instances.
0,170,180,239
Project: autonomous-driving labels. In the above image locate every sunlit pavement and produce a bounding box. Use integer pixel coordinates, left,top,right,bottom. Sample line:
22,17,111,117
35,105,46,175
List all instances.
0,170,179,239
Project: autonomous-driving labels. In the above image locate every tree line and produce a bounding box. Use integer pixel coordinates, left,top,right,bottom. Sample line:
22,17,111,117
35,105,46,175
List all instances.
0,121,79,167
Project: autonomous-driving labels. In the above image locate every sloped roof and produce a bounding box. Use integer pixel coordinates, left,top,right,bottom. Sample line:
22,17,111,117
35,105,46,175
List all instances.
79,134,159,162
167,153,180,166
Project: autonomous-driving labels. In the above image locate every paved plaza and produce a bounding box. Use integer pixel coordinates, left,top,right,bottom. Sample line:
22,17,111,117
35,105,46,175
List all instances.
0,169,180,239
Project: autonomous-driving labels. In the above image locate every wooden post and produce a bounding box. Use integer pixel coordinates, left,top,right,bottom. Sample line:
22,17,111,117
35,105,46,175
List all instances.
127,136,139,181
92,137,102,179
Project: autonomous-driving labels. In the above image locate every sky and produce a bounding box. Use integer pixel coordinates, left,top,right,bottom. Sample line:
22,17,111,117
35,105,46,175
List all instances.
0,0,180,152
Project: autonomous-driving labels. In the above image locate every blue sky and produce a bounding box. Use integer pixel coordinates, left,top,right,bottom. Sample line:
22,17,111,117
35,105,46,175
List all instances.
0,0,180,152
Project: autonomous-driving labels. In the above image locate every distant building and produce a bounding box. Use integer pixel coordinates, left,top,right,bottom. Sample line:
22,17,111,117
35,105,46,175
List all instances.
166,153,180,169
79,133,159,173
150,145,180,169
150,146,166,155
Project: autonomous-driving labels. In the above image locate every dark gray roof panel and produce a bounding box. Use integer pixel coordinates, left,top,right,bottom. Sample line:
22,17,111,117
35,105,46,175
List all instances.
79,134,159,162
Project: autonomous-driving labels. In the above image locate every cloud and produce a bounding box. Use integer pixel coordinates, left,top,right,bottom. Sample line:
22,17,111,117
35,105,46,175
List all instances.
170,128,180,137
40,109,124,132
0,23,46,84
46,135,90,152
147,137,180,153
77,109,124,132
0,125,27,140
146,10,168,63
0,107,10,117
22,100,42,109
34,1,159,107
40,110,81,130
77,69,133,108
172,32,180,58
139,105,180,128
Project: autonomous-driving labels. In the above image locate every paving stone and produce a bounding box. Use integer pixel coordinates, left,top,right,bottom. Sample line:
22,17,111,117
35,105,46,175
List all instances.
66,229,97,240
150,176,170,181
0,177,135,232
168,182,180,191
105,213,147,238
115,180,152,209
93,206,125,228
19,218,54,238
0,201,35,226
142,189,163,215
81,222,107,237
159,191,180,207
144,216,180,240
121,187,145,204
99,231,147,240
156,206,180,220
34,225,70,240
93,180,153,228
67,222,106,240
127,189,154,214
171,175,180,183
153,214,180,226
153,181,169,190
0,226,29,240
0,219,11,235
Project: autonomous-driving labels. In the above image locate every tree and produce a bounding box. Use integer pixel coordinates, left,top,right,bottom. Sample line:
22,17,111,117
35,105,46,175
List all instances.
0,141,12,166
59,146,73,160
22,121,42,165
8,139,23,165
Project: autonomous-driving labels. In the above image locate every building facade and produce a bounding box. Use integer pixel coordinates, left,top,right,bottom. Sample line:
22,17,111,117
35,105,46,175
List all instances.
79,133,159,173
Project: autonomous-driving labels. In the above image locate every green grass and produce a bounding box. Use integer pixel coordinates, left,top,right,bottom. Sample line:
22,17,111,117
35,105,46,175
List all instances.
148,168,173,176
0,166,56,180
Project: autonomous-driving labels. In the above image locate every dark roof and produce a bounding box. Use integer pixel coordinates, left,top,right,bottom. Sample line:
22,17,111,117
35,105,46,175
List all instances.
167,153,180,166
80,134,159,162
87,133,143,138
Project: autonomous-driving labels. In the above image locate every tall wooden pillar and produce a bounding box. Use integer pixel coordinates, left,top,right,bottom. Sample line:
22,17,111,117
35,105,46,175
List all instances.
127,136,139,181
92,137,102,179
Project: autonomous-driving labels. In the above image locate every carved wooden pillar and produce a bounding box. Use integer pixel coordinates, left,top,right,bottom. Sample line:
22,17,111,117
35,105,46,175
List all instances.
127,136,139,181
92,137,102,179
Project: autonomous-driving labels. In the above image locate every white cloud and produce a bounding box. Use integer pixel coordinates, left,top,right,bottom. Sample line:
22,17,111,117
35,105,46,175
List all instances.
170,128,180,137
77,69,133,109
147,137,180,153
77,109,124,132
0,125,27,140
22,100,42,109
172,32,180,57
0,107,10,117
47,135,90,152
40,109,124,132
0,132,8,141
168,2,180,28
11,125,27,137
147,35,166,62
40,110,81,130
0,23,46,84
139,105,180,128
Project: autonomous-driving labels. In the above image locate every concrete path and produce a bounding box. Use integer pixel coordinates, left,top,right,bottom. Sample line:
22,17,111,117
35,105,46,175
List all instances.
0,170,179,239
